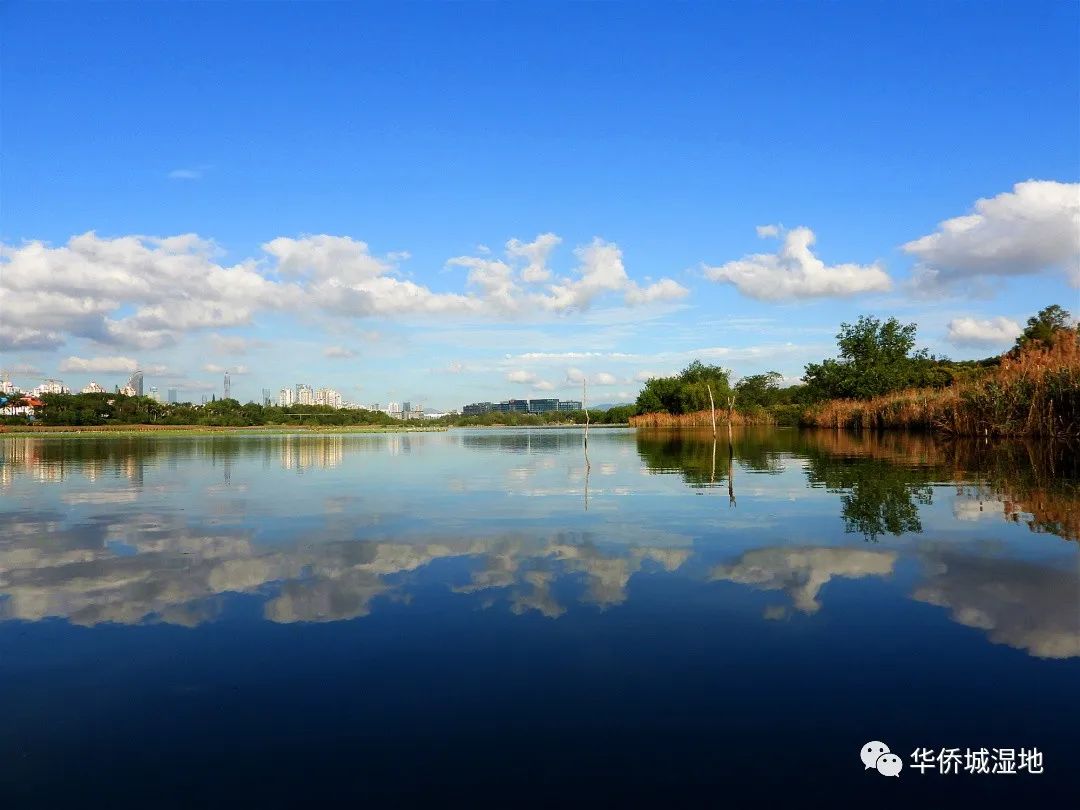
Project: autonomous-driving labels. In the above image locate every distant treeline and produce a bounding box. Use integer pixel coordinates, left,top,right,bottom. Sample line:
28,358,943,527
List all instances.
2,395,405,428
2,392,633,429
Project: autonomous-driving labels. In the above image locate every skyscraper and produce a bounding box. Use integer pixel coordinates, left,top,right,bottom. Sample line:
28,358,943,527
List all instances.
167,388,178,404
223,371,231,400
126,370,144,397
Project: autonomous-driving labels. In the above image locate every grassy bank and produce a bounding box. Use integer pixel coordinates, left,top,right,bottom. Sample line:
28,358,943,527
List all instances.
800,334,1080,438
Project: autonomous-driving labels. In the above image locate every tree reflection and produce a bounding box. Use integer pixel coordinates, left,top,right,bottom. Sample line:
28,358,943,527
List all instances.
636,428,1079,543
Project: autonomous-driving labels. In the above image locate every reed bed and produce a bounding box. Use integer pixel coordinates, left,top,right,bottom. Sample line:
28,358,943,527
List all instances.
800,334,1080,438
630,409,775,428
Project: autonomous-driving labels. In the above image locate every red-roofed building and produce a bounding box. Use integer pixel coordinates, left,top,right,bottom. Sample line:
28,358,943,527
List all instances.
1,396,43,417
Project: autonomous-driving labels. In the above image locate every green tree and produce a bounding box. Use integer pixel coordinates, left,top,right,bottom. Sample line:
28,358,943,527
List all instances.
635,361,731,415
1015,304,1074,350
734,371,783,410
803,315,943,400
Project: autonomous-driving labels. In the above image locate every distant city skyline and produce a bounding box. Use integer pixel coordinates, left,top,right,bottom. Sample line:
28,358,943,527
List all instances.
1,3,1077,407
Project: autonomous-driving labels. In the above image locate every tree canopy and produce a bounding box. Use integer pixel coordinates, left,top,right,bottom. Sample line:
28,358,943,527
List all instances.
802,315,953,400
635,361,731,415
1015,304,1075,350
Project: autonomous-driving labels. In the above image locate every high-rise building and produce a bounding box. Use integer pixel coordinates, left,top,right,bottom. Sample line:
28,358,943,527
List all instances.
279,387,295,407
262,388,273,406
149,386,161,402
296,384,314,406
125,370,144,397
223,372,231,400
81,381,106,394
403,401,411,414
167,388,178,404
314,388,343,409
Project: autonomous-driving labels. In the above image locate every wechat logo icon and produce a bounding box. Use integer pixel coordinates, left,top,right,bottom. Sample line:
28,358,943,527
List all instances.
861,741,903,777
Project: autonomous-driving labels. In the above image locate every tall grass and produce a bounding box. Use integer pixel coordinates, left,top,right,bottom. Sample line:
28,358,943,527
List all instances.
630,409,775,428
800,332,1080,438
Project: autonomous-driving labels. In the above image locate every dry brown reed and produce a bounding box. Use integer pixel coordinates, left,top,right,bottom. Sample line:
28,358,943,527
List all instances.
800,332,1080,438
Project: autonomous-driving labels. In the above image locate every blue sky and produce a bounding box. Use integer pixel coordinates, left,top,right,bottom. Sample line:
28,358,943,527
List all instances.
2,0,1078,408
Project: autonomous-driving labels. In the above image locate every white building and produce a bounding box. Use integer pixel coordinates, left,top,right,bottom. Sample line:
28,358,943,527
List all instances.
81,381,106,394
315,388,344,409
32,379,70,396
279,387,295,407
296,384,314,406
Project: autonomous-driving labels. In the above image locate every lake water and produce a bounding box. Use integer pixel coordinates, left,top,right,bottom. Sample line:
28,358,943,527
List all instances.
1,428,1077,804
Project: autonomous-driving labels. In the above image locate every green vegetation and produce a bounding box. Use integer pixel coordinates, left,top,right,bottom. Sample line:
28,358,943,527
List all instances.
635,360,731,415
635,428,1079,542
632,304,1078,437
3,393,404,428
802,315,957,400
1016,304,1073,351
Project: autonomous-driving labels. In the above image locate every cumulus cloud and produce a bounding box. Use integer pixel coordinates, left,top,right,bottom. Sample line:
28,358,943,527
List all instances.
0,232,292,352
506,369,538,384
539,238,688,311
946,316,1022,347
904,180,1080,290
703,226,892,301
0,230,690,359
506,232,561,282
532,380,555,391
755,224,781,238
58,356,139,374
593,372,618,385
323,345,357,359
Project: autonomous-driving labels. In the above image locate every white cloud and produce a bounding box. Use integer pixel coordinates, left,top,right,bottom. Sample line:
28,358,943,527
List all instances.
58,356,138,374
167,168,202,180
0,232,292,352
506,369,538,384
538,238,688,311
323,345,357,359
1,231,687,357
565,367,585,384
704,226,892,301
903,180,1080,290
506,232,562,283
755,224,780,238
946,316,1022,347
593,372,618,385
532,380,555,391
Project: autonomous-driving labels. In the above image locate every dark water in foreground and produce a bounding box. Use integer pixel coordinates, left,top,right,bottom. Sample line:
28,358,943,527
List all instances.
1,428,1077,805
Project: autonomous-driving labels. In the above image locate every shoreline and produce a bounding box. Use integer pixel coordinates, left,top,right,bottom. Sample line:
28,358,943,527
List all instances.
0,425,449,437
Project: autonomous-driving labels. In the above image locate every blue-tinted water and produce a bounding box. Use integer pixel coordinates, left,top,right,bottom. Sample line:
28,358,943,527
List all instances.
1,429,1076,805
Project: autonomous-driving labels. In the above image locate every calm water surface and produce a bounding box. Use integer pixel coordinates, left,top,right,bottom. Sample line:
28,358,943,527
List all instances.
1,428,1077,805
